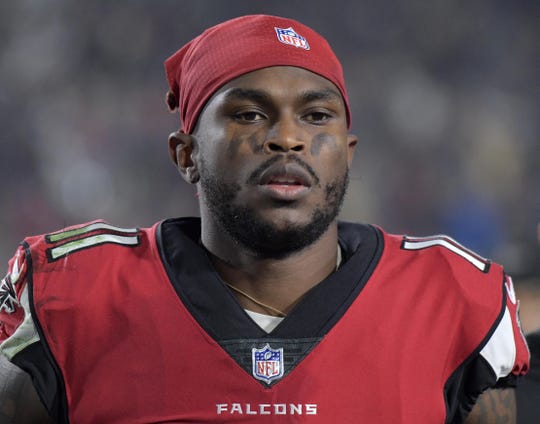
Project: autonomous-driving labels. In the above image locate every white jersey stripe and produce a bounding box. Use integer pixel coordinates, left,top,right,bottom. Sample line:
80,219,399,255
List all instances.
479,307,516,379
49,234,139,260
0,285,40,360
402,238,488,271
47,222,138,243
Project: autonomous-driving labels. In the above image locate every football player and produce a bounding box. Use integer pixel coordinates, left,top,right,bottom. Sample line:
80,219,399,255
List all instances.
0,14,530,423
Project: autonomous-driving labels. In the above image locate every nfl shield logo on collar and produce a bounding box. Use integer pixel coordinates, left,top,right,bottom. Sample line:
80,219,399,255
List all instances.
274,27,310,50
252,344,285,384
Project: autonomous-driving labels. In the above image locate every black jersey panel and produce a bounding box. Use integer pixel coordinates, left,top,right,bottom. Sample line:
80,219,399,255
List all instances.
11,342,66,423
20,241,70,424
272,221,383,338
443,283,507,423
157,217,267,340
219,337,322,386
157,218,383,342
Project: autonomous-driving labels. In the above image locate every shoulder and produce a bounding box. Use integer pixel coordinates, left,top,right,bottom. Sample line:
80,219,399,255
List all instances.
1,219,160,357
379,229,507,314
24,219,153,260
379,229,529,368
19,219,164,303
12,220,165,277
1,220,158,325
375,228,503,305
382,229,494,273
379,229,530,412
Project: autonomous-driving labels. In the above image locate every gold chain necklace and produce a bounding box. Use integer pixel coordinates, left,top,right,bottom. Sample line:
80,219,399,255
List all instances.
226,244,342,318
225,283,287,317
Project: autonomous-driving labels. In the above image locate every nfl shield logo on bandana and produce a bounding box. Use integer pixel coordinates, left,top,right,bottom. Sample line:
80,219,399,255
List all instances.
252,344,285,384
274,27,310,50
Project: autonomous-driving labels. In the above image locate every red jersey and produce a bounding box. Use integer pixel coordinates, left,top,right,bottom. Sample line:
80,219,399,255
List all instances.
0,218,530,423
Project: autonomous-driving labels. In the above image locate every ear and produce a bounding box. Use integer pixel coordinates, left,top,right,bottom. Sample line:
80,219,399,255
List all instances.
168,131,200,184
346,134,358,167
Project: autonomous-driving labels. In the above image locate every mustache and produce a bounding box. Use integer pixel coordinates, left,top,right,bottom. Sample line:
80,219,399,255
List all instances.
247,155,320,186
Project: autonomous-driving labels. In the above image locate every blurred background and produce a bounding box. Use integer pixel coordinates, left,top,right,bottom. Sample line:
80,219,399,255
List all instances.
0,0,538,329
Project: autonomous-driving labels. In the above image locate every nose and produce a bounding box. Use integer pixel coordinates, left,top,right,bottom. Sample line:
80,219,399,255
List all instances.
263,117,306,154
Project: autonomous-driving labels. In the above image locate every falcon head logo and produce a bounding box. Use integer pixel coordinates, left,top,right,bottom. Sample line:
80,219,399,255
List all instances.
0,276,19,314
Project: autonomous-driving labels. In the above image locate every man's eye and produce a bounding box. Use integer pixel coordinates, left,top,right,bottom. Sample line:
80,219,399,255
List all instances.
305,111,332,123
234,111,265,122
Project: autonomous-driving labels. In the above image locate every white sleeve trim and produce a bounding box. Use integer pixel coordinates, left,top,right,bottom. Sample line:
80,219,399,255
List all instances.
0,285,40,360
479,306,516,379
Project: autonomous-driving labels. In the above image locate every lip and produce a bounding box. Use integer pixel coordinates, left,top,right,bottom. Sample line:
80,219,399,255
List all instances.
258,162,313,186
256,162,313,201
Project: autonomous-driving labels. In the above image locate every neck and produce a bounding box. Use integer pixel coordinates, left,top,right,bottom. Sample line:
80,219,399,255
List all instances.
201,219,340,316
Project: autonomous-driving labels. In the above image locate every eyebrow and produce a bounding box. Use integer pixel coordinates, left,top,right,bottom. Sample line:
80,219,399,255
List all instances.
222,87,343,105
300,88,343,104
223,88,271,103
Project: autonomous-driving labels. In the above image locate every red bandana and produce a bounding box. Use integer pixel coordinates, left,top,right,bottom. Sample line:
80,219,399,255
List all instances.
164,14,351,133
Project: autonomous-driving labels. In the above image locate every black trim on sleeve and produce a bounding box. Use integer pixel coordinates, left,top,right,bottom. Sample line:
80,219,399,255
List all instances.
443,276,508,423
444,354,498,423
11,342,62,420
22,240,70,424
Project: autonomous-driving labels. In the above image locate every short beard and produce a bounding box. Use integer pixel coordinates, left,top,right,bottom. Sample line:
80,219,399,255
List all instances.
199,165,349,259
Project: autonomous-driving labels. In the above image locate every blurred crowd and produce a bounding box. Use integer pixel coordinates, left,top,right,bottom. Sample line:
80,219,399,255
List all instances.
1,0,538,326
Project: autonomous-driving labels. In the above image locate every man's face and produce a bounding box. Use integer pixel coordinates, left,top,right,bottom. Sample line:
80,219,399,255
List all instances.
192,66,356,258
